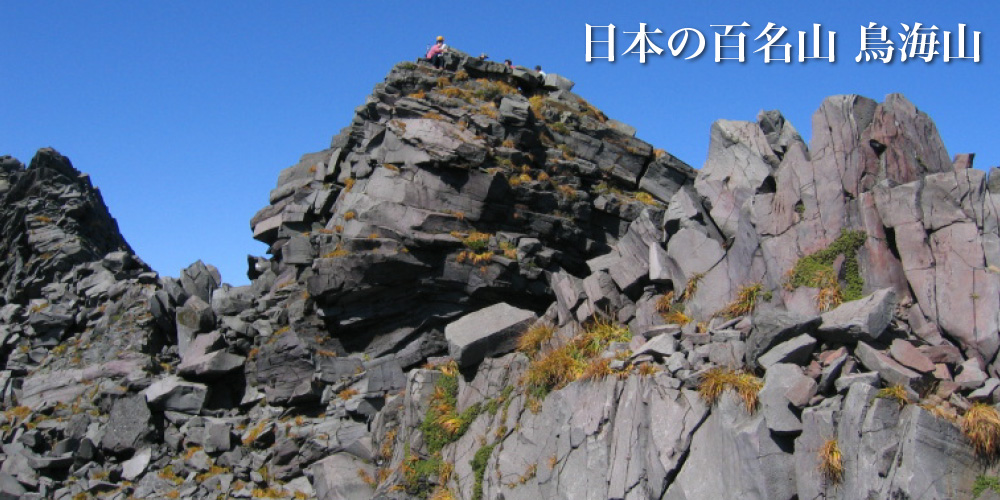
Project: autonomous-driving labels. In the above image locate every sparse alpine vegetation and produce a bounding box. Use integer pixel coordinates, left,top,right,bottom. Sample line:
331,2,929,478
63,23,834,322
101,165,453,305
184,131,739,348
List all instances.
522,317,632,399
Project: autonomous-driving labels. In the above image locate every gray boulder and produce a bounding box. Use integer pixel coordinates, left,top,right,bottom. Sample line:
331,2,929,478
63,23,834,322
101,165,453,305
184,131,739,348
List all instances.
759,364,809,434
361,359,406,394
210,284,253,316
818,288,896,343
180,260,221,303
121,447,151,481
542,73,574,91
0,472,27,499
757,334,816,370
888,338,935,373
203,420,233,454
639,153,695,204
835,372,881,393
499,96,531,126
175,295,215,354
881,406,979,498
445,303,537,367
632,333,678,359
143,376,209,413
855,342,924,388
255,331,318,405
178,350,246,379
746,308,820,370
100,395,155,456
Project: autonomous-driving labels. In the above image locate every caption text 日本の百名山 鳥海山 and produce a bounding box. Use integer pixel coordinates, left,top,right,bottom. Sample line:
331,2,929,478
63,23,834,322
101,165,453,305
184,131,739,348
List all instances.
585,22,980,64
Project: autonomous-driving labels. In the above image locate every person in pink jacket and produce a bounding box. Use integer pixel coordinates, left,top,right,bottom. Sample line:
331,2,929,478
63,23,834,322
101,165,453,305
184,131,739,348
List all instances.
427,36,447,69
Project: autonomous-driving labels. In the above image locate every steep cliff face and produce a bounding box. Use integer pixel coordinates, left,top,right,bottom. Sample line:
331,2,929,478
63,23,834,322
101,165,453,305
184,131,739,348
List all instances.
0,54,998,500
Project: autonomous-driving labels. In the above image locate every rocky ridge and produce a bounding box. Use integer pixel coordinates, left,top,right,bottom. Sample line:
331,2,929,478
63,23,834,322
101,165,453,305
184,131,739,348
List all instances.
1,51,999,500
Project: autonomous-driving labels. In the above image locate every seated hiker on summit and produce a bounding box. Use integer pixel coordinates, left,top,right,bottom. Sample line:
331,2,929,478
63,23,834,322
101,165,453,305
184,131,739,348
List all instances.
427,36,448,69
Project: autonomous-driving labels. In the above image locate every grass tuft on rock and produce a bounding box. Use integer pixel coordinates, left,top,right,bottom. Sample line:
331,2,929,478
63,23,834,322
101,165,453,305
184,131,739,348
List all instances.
429,488,457,500
875,384,910,406
460,232,492,252
962,403,1000,458
401,451,444,498
697,367,763,414
682,272,704,302
580,358,615,381
656,291,692,325
517,323,555,358
523,316,631,398
721,282,763,318
818,438,844,484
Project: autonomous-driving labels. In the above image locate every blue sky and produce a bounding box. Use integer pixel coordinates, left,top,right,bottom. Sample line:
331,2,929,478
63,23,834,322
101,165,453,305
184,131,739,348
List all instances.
3,1,997,285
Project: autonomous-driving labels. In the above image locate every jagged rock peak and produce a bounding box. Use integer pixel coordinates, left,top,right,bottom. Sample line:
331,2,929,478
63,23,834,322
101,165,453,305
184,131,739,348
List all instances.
0,148,138,304
243,54,698,380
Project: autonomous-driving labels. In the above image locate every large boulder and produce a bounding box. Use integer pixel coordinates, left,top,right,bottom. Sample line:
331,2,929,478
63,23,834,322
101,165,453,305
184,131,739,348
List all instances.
210,284,253,316
757,334,816,370
175,295,215,354
143,376,209,413
746,308,820,370
542,73,574,91
881,406,980,499
499,96,531,126
178,350,246,379
100,395,155,456
818,288,896,343
180,260,221,303
855,342,925,388
445,303,537,367
758,364,808,435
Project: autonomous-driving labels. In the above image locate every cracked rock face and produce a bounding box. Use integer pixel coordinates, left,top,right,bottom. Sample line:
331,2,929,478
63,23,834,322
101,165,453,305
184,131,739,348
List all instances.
0,52,997,500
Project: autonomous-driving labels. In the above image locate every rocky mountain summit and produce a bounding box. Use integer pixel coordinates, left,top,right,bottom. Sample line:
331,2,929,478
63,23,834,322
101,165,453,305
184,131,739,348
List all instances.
2,52,1000,500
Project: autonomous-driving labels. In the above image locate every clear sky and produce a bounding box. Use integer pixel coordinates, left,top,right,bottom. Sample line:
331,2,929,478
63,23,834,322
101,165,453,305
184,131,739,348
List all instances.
3,1,997,285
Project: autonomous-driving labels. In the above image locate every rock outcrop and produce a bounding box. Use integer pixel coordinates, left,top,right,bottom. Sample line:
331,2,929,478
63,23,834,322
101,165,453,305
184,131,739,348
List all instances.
1,51,999,500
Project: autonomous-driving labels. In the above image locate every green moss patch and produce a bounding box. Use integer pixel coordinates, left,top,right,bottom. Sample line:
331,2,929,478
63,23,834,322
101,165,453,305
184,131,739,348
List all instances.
470,443,497,500
974,474,1000,497
786,229,867,302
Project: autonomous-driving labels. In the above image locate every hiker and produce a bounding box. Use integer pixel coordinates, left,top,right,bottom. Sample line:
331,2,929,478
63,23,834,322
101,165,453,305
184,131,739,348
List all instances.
504,59,513,69
427,36,447,69
535,65,546,76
